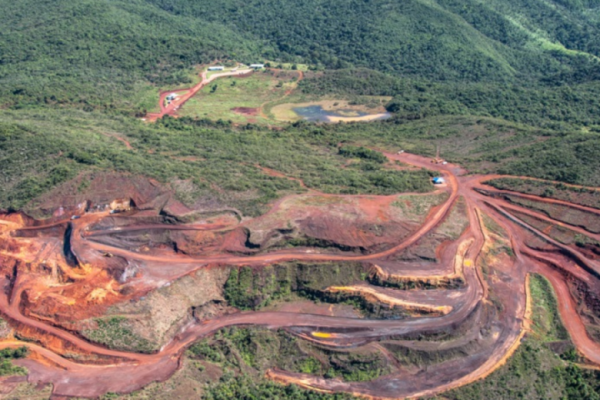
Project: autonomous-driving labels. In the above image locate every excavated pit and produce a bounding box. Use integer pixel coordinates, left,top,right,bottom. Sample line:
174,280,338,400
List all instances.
0,157,599,399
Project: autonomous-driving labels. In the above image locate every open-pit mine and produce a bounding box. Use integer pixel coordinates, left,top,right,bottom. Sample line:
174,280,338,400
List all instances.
1,151,599,398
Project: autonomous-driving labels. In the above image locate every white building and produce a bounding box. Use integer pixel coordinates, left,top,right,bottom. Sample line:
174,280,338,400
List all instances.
208,66,225,71
166,93,177,101
250,64,265,69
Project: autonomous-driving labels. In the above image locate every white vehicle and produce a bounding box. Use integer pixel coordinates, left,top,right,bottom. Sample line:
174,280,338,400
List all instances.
397,150,405,154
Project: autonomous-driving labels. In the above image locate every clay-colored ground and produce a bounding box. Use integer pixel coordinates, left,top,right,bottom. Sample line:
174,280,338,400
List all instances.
0,151,599,399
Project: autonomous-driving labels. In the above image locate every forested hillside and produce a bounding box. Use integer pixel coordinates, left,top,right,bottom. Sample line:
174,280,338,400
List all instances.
0,0,599,200
0,0,257,112
299,68,600,130
2,0,600,115
150,0,600,81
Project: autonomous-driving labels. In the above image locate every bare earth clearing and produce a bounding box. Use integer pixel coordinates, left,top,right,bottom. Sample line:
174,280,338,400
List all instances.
0,148,599,398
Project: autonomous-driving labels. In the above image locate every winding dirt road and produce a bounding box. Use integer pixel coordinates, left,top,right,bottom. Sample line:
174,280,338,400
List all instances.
1,151,600,398
146,67,253,122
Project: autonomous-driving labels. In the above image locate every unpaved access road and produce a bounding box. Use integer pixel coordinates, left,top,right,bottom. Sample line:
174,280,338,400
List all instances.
1,152,600,399
146,68,253,121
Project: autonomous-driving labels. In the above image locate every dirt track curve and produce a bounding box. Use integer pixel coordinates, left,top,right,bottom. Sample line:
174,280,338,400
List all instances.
1,151,600,398
146,67,253,121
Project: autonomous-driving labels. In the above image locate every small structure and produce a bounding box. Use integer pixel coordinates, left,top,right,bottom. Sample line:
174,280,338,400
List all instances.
250,64,265,69
208,66,225,71
166,93,178,101
432,177,445,185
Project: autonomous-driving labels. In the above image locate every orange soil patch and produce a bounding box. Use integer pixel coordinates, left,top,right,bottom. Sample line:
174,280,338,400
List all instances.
325,285,452,315
1,150,599,400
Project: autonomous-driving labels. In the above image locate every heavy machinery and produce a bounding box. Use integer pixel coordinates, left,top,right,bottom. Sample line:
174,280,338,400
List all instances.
431,145,444,164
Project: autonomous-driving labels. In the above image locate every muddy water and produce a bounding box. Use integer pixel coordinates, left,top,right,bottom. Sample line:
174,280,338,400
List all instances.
292,105,391,123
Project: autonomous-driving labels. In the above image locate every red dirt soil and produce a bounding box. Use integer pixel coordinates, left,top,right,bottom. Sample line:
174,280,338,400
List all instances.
231,107,259,116
0,152,599,398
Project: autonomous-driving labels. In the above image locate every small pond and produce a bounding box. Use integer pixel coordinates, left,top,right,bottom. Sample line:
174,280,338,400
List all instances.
292,105,391,122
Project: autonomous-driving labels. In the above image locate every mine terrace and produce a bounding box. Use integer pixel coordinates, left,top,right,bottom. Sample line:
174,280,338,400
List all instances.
0,151,599,398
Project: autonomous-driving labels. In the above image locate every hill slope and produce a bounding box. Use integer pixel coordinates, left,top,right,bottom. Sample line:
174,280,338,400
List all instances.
0,0,258,112
1,0,600,114
149,0,600,81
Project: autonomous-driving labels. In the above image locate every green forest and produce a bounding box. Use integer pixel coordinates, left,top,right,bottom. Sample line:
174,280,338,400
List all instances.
2,0,600,123
1,0,600,398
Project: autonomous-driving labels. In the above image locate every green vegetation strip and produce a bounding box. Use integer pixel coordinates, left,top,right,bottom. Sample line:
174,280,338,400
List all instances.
485,178,600,210
82,317,156,353
0,111,439,217
0,347,28,376
2,109,599,220
224,262,369,310
191,327,389,397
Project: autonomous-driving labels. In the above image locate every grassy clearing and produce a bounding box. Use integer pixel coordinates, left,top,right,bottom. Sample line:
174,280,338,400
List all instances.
177,69,390,125
135,67,205,114
178,71,296,125
267,62,311,71
205,65,245,80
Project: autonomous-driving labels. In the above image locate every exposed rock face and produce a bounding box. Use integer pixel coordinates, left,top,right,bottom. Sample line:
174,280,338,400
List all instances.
0,318,12,339
80,266,231,352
